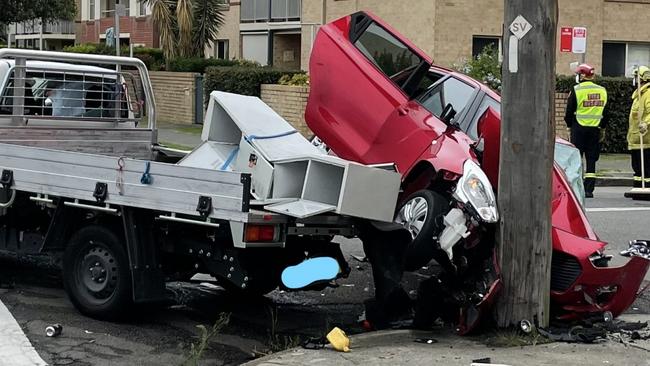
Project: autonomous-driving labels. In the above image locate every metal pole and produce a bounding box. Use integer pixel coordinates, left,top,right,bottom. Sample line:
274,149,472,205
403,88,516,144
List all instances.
39,19,44,51
638,71,646,189
115,1,121,57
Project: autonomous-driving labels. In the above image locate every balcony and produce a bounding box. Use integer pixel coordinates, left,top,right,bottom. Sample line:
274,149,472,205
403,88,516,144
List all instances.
10,20,75,35
241,0,300,23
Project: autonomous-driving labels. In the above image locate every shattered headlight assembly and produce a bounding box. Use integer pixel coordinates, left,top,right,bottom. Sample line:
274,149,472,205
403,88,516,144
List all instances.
453,160,499,223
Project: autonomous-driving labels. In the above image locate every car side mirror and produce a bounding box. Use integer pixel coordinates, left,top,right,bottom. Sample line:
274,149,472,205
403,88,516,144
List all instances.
440,103,457,125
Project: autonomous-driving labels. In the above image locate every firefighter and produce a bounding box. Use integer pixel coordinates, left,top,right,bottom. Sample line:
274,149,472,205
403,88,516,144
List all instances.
628,66,650,188
564,64,609,198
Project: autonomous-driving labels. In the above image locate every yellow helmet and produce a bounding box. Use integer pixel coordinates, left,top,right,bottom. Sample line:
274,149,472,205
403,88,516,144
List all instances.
637,66,650,81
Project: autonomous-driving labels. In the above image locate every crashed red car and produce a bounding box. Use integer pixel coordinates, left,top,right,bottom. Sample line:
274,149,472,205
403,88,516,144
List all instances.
306,11,649,328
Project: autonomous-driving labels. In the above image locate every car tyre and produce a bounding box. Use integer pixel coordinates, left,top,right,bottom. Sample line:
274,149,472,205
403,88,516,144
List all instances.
63,225,133,320
395,189,449,271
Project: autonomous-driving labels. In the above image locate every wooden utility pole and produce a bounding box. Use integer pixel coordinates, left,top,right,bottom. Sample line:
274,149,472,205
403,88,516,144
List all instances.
496,0,557,328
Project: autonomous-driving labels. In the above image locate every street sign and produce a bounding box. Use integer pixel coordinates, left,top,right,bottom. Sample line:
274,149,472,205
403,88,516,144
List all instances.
560,26,587,54
509,15,532,40
572,27,587,54
560,27,573,52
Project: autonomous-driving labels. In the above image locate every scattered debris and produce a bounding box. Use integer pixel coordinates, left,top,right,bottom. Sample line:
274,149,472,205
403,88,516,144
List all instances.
472,358,491,363
84,330,93,334
351,255,367,263
621,240,650,260
301,336,327,350
326,327,350,352
45,324,62,337
414,338,437,344
341,284,355,287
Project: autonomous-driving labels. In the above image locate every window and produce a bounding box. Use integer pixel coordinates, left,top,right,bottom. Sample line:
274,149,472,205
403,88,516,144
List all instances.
102,0,130,18
602,43,625,77
271,0,300,22
418,77,476,121
354,23,421,85
139,1,147,16
602,42,650,77
215,40,230,59
472,36,500,58
467,95,500,140
241,0,269,22
89,0,96,20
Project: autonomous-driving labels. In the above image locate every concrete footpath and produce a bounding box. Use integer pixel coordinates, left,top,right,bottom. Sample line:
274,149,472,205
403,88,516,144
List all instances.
0,299,46,366
246,315,650,366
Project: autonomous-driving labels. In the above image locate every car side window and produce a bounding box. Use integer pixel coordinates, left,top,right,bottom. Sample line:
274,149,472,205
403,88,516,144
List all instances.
466,96,500,140
354,22,422,92
418,77,475,121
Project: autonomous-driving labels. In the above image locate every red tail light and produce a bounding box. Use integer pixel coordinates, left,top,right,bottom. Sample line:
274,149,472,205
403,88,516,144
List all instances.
245,225,277,242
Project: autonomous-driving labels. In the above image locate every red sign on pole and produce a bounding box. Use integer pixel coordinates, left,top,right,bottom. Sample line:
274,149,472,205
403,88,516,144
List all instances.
560,27,573,52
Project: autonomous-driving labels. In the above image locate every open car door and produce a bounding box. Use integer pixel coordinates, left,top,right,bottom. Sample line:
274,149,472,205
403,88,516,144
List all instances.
306,11,441,174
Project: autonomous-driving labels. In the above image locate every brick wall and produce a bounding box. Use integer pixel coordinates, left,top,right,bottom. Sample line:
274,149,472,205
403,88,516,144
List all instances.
273,34,301,70
555,92,570,141
78,16,158,47
150,72,197,125
261,84,311,137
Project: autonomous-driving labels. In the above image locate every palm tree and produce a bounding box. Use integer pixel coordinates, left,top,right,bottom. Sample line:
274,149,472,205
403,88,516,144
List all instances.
140,0,226,60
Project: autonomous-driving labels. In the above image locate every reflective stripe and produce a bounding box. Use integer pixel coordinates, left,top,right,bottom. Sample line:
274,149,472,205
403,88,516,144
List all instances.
584,173,598,178
634,176,643,181
574,85,606,91
575,114,604,120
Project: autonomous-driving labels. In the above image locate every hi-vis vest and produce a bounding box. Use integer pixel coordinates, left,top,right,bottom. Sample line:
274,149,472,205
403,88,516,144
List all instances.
574,81,608,127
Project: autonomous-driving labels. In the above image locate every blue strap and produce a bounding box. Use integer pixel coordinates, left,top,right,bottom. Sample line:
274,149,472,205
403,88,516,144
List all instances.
245,130,298,143
140,161,153,184
219,131,296,171
220,147,240,171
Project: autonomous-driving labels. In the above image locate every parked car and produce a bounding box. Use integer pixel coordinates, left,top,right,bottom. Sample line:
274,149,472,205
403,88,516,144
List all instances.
306,11,650,329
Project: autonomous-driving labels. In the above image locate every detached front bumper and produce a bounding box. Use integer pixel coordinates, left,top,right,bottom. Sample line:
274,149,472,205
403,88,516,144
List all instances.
551,228,650,320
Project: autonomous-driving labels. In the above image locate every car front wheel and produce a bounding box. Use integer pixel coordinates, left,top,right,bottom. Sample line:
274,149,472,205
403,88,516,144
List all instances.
394,189,449,271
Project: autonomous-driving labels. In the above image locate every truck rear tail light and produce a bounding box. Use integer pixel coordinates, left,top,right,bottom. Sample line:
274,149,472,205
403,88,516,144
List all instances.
245,224,278,242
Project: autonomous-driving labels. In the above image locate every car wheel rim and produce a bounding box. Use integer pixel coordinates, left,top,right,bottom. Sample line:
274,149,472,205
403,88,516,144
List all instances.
396,196,428,239
77,241,118,303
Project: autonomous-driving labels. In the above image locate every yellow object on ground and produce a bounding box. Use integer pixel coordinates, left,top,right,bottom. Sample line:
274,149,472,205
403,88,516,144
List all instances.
326,327,351,352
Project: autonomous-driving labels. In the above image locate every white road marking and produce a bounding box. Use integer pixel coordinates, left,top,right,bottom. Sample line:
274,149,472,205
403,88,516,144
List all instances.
0,300,47,366
586,207,650,213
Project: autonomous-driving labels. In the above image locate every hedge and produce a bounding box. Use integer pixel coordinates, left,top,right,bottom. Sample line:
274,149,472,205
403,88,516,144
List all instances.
167,57,238,73
204,66,304,98
557,76,634,153
64,44,166,70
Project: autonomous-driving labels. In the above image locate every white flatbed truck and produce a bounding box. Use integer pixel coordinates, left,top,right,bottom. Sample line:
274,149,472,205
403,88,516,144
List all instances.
0,50,401,319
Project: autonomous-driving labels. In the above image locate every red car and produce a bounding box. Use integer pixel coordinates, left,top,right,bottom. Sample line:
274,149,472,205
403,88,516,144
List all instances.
306,11,649,330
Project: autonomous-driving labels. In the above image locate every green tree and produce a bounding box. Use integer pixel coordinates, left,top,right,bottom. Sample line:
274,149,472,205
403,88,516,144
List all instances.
140,0,226,60
0,0,76,24
453,45,502,91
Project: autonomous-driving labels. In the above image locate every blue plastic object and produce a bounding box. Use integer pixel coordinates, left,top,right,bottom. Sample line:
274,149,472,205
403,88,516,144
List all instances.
281,257,340,290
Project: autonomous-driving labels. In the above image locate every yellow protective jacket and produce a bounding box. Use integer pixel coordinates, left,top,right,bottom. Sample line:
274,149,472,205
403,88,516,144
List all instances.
628,83,650,150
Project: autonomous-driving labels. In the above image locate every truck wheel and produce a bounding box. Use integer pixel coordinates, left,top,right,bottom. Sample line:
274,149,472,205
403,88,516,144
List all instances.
394,190,449,271
63,226,132,320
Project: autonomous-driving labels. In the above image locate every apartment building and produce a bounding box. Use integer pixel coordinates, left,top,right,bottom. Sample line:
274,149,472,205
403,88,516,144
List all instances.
211,0,650,76
205,0,302,69
5,0,80,50
77,0,158,47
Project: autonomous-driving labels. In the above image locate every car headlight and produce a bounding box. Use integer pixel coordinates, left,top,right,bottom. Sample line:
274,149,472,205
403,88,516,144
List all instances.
453,160,499,223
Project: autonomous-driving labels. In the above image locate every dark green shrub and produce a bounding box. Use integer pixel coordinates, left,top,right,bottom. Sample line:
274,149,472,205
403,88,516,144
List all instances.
64,44,166,70
557,75,634,153
204,66,303,98
168,57,237,73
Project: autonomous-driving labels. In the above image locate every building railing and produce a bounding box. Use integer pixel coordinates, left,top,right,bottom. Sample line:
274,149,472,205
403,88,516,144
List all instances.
10,20,75,35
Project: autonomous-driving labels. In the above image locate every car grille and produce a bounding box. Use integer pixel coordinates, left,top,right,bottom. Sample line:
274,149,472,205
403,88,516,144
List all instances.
551,251,582,292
